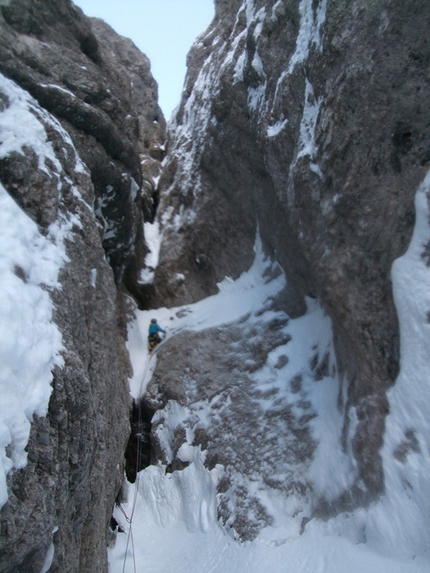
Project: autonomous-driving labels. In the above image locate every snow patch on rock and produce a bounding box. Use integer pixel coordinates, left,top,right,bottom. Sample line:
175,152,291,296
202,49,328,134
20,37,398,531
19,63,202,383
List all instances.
288,0,327,74
0,74,81,509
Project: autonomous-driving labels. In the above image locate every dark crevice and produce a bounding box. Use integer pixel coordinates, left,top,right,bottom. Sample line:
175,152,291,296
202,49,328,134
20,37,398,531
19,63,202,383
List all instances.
124,399,155,483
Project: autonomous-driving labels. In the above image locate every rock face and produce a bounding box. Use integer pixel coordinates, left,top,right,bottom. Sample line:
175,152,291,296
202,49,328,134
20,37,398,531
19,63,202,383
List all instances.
144,277,321,542
153,0,430,510
0,0,165,571
0,74,132,573
0,0,166,298
1,0,430,567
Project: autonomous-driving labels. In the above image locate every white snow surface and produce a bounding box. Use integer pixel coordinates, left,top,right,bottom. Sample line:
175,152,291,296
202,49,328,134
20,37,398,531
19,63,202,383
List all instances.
288,0,327,74
267,116,288,137
364,169,430,560
139,221,162,284
0,182,67,508
111,188,430,572
0,74,80,508
297,79,321,162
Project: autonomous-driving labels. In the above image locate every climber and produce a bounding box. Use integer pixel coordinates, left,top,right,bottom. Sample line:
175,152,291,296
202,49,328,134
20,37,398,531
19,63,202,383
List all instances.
147,318,166,353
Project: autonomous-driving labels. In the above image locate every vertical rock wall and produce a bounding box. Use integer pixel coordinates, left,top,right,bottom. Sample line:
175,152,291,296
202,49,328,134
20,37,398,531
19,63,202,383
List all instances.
154,0,430,503
0,0,165,570
0,0,166,297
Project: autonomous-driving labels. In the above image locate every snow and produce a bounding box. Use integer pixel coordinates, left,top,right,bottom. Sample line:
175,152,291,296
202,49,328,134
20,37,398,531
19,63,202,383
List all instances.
0,74,87,179
233,51,246,83
297,80,321,161
363,170,430,559
0,74,79,509
40,542,55,573
129,177,139,202
139,221,162,284
288,0,327,74
287,78,324,207
94,185,117,242
110,494,427,573
248,83,267,114
111,205,430,572
0,85,60,178
90,268,98,288
245,0,256,24
267,116,288,137
251,50,265,78
39,83,76,99
222,30,246,74
270,0,327,129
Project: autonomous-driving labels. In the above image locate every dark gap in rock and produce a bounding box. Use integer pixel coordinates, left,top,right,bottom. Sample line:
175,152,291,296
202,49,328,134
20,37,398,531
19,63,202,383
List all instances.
80,32,101,65
109,515,124,533
124,399,155,483
151,188,160,222
165,459,190,474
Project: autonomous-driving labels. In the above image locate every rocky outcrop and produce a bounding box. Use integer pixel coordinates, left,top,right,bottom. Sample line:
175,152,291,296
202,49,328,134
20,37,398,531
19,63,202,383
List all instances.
0,0,166,299
153,0,430,508
145,315,312,542
0,0,165,571
0,73,131,573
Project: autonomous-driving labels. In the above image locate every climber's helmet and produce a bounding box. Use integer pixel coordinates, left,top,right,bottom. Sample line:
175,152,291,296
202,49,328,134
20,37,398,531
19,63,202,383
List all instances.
151,318,157,324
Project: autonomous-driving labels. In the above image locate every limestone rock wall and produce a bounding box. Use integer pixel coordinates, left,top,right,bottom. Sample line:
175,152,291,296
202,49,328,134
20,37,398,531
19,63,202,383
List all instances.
0,0,165,570
0,0,166,298
153,0,430,502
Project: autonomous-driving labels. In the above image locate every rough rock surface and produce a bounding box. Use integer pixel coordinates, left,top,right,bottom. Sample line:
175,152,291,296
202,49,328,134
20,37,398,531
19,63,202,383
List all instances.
0,74,132,573
0,0,166,300
142,251,347,542
152,0,430,511
0,0,165,571
145,320,308,542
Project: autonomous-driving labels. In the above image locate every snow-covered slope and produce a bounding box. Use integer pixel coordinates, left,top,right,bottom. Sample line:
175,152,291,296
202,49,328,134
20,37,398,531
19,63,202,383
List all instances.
110,171,430,570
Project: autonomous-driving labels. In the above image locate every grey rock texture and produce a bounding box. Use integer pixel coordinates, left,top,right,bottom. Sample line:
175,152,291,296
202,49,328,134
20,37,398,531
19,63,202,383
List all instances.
0,76,132,573
153,0,430,509
0,0,166,300
142,259,346,542
145,320,307,542
0,0,165,570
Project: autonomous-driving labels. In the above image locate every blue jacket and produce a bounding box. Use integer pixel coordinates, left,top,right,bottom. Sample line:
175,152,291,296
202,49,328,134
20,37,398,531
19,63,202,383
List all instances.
149,323,165,335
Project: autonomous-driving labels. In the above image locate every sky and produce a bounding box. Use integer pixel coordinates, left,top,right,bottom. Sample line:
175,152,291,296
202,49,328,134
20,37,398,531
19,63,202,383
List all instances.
72,0,215,120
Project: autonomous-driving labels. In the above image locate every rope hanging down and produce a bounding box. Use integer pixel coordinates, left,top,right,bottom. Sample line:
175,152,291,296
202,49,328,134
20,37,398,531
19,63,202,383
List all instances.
119,339,164,573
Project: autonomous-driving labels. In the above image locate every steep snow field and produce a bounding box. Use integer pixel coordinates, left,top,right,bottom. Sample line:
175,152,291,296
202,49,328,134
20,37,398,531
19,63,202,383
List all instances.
110,174,430,573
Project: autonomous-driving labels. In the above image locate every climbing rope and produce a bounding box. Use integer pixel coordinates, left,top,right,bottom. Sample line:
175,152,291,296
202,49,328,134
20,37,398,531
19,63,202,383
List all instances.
119,339,165,573
137,348,155,400
118,503,137,573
